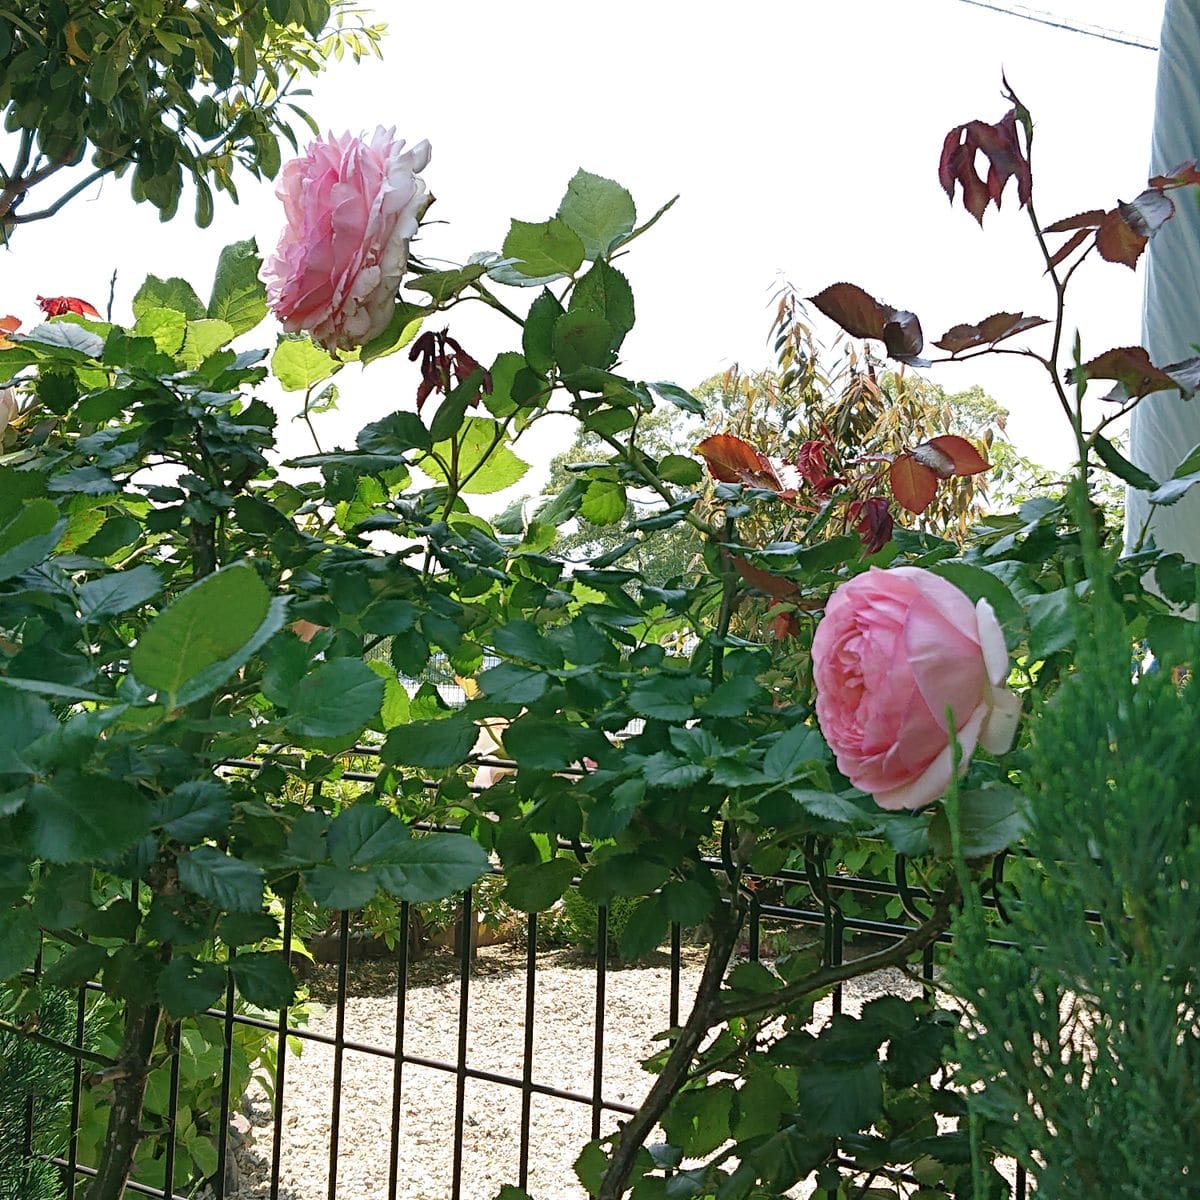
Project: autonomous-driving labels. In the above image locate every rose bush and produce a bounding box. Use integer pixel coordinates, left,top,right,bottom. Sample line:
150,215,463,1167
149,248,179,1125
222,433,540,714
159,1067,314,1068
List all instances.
260,126,431,349
812,565,1021,810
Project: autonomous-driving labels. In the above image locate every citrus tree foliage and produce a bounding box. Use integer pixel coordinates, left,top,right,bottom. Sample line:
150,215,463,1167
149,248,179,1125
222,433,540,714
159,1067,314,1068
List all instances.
0,1,383,232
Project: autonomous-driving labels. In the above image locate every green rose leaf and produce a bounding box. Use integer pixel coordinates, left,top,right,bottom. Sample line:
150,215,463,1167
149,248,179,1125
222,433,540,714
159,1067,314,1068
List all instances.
523,289,564,376
557,169,637,260
218,912,279,947
272,337,338,391
154,780,233,842
553,311,615,376
382,717,478,770
763,726,829,781
158,955,227,1019
375,833,489,902
130,562,287,706
618,895,669,959
421,418,530,495
327,804,411,868
930,784,1028,860
231,951,296,1010
657,454,703,486
303,864,380,910
207,239,268,335
492,620,565,669
570,261,635,350
23,775,153,864
478,662,550,706
177,846,265,913
580,480,627,526
133,275,206,321
503,857,576,913
0,500,64,584
77,564,162,622
0,689,57,776
502,217,585,279
282,658,384,739
0,907,41,981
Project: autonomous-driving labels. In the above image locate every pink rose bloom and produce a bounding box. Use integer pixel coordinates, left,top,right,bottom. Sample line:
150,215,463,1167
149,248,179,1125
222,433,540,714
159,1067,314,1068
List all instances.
261,128,430,351
812,566,1021,811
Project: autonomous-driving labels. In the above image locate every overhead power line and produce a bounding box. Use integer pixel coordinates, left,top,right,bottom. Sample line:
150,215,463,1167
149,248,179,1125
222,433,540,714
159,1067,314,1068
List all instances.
952,0,1159,51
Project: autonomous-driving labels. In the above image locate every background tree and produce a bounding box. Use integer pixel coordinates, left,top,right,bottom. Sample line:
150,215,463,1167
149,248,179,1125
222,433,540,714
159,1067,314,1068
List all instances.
0,1,383,235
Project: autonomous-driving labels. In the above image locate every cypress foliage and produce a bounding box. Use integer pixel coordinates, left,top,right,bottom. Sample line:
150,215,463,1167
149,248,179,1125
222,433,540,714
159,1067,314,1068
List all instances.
0,989,81,1200
949,550,1200,1195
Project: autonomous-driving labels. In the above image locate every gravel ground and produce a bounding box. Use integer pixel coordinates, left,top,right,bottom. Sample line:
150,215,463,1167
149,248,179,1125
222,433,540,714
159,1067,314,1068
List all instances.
233,942,921,1200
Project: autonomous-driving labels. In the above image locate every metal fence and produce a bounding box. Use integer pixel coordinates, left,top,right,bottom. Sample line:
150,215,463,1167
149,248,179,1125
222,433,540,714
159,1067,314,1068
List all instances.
15,747,1057,1200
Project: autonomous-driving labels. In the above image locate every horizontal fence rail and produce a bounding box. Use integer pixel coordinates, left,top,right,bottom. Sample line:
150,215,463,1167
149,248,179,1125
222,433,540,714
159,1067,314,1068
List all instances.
14,745,1062,1200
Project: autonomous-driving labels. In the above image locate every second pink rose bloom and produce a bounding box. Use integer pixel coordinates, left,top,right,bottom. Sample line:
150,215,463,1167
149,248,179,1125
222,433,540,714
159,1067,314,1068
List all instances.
812,566,1021,811
261,127,431,351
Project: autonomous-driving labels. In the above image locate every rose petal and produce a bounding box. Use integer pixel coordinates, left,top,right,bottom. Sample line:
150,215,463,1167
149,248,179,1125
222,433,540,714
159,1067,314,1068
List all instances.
975,598,1010,686
873,704,985,811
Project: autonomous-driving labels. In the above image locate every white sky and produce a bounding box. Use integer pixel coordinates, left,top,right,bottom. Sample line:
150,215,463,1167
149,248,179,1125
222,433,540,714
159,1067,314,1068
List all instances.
1,0,1169,502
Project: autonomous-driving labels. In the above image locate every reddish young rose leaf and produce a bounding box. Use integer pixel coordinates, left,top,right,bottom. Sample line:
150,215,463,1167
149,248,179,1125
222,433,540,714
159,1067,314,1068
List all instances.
1150,160,1200,189
808,282,892,341
1047,228,1092,271
695,434,782,490
769,601,801,640
796,440,843,494
923,434,990,476
1042,209,1105,234
848,496,894,554
933,311,1047,354
939,105,1031,225
1165,356,1200,397
726,553,798,598
809,283,925,363
36,295,101,319
889,453,939,514
1120,188,1175,239
1073,346,1178,401
882,310,926,364
1095,209,1147,270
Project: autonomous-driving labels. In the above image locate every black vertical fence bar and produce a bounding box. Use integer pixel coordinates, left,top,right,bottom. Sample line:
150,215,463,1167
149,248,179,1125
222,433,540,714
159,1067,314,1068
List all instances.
518,911,538,1192
669,923,681,1028
386,901,411,1200
830,910,845,1015
922,942,935,984
326,909,351,1200
591,905,608,1140
161,1021,182,1199
23,937,43,1158
450,887,474,1200
748,894,761,962
65,983,86,1200
215,953,237,1200
269,893,295,1200
1015,1163,1027,1199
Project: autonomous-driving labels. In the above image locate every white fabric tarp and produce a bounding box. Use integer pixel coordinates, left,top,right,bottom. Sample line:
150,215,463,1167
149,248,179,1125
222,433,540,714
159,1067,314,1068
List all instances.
1126,0,1200,560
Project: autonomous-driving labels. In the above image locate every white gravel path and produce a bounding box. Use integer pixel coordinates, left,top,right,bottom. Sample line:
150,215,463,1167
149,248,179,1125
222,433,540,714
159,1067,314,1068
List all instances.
233,944,920,1200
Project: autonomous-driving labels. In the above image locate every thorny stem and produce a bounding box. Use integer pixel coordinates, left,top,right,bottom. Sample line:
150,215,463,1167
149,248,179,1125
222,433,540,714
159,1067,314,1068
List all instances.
597,899,746,1200
597,430,722,542
718,887,956,1023
82,1002,162,1200
598,891,955,1198
0,1018,117,1071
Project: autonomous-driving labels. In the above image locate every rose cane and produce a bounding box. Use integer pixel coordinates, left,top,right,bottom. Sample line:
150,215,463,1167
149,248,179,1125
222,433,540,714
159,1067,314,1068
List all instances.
812,566,1020,810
